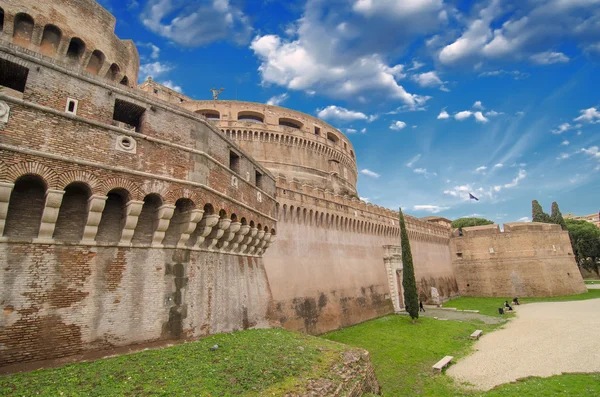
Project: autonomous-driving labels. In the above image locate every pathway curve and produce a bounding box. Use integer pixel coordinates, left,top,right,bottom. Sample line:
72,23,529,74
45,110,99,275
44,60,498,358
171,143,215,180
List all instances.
447,298,600,390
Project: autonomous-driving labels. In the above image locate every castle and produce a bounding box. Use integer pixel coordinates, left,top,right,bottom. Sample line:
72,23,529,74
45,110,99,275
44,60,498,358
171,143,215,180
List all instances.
0,0,586,368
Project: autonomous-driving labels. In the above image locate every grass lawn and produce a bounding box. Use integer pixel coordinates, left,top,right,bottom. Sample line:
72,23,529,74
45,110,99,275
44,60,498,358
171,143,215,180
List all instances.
0,329,353,397
442,288,600,317
324,314,600,396
584,280,599,284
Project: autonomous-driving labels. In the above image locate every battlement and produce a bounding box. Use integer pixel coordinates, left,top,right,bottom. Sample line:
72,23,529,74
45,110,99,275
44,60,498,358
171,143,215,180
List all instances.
458,222,563,237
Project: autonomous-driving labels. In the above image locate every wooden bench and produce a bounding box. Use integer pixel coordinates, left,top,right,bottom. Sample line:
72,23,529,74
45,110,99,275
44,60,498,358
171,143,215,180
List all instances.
432,355,453,372
470,330,483,340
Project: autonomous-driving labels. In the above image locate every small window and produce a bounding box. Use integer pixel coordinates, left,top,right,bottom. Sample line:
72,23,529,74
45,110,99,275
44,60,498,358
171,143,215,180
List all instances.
255,170,263,189
65,98,78,115
230,151,240,174
196,110,220,120
344,142,347,150
153,89,158,94
279,118,303,129
0,58,29,93
120,76,129,86
327,132,339,144
238,111,264,123
112,99,145,132
314,126,321,136
456,252,463,258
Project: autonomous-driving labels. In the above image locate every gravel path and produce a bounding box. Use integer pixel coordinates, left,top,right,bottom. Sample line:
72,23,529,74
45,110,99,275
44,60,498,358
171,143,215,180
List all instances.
447,298,600,390
420,308,506,325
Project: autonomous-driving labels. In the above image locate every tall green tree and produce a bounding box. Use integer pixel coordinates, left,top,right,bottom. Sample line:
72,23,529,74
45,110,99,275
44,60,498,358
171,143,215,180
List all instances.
550,202,567,230
451,217,494,230
565,219,600,277
399,208,419,322
532,200,551,223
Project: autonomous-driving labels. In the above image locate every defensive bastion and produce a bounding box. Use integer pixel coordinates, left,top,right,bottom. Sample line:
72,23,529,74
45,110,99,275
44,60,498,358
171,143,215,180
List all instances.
0,0,586,369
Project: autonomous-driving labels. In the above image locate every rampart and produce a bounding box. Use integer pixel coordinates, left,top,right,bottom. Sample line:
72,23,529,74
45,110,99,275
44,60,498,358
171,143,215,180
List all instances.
450,223,587,297
0,36,279,366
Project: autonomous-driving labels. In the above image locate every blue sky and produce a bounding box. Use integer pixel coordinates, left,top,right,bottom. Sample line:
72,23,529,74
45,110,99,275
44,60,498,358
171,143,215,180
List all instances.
100,0,600,223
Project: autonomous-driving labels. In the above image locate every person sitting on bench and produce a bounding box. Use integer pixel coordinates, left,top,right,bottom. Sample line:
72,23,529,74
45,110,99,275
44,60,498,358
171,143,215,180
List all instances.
512,298,520,305
504,300,513,311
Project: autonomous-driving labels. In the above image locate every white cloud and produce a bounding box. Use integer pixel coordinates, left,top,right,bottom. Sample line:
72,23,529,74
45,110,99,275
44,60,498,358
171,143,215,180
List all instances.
160,80,183,93
517,216,531,222
408,60,425,71
504,169,527,189
493,163,503,168
475,166,487,173
414,168,437,178
138,42,161,60
574,107,600,124
266,93,289,106
552,122,581,134
406,154,421,168
412,205,449,214
360,197,370,203
345,128,358,134
317,106,373,122
360,169,380,178
580,146,600,159
473,101,484,110
353,0,444,17
412,71,445,89
361,128,367,133
437,110,450,119
473,111,489,123
455,110,473,121
478,70,529,79
139,61,173,80
141,0,253,47
557,153,570,160
561,140,570,146
485,110,503,117
390,121,407,130
530,51,570,65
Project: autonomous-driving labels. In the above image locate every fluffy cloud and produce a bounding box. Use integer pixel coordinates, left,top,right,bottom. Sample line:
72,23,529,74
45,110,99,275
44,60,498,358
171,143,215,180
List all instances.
517,216,531,222
414,168,437,178
503,169,527,189
552,122,581,134
561,140,570,146
478,70,529,79
161,80,183,93
580,146,600,159
437,110,450,119
454,110,489,123
412,71,447,90
475,166,487,173
390,121,407,130
473,101,484,110
530,51,570,65
444,169,527,201
360,169,381,178
557,153,570,160
353,0,444,17
139,61,173,80
266,93,289,106
574,107,600,124
412,205,449,213
141,0,252,47
317,106,375,122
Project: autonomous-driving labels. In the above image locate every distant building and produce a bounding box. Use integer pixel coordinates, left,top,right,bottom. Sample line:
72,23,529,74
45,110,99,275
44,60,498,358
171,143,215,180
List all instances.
564,212,600,228
420,216,452,228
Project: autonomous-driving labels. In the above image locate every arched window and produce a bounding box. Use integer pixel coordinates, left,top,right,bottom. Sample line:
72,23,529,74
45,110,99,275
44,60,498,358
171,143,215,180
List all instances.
278,118,303,129
132,194,162,245
4,175,46,238
106,63,120,81
120,75,129,86
0,8,5,32
86,50,105,75
40,25,62,57
66,37,85,62
163,198,195,246
13,13,34,47
196,109,220,120
96,189,128,243
53,183,91,242
350,150,355,158
327,132,339,145
237,111,264,123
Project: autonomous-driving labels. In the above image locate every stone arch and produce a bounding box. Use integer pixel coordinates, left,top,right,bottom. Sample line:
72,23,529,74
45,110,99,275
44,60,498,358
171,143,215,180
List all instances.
282,204,287,222
40,24,62,57
237,111,264,123
132,193,163,245
289,205,294,223
96,188,129,243
314,211,319,227
296,207,301,223
106,63,121,81
5,162,58,188
66,37,85,62
163,187,196,205
163,198,195,246
98,178,139,201
86,49,105,75
13,13,34,47
57,170,100,194
53,182,92,242
120,76,129,86
4,174,47,239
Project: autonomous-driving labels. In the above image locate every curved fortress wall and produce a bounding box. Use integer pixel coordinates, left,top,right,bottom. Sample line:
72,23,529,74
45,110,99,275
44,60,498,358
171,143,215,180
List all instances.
450,223,587,297
0,34,278,366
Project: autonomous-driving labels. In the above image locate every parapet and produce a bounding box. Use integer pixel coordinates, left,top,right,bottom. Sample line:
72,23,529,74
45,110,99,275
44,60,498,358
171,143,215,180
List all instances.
503,222,562,233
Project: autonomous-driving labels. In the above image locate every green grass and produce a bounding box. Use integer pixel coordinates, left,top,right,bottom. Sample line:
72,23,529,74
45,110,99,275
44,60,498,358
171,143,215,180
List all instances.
323,315,600,396
584,280,599,284
442,289,600,317
0,329,350,397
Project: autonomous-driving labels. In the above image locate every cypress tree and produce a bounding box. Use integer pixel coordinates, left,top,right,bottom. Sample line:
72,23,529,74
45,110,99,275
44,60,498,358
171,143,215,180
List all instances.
532,200,551,223
399,208,419,322
550,202,567,230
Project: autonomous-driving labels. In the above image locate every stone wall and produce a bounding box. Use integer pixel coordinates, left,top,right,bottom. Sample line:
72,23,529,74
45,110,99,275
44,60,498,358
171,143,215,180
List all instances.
0,243,275,367
450,222,587,297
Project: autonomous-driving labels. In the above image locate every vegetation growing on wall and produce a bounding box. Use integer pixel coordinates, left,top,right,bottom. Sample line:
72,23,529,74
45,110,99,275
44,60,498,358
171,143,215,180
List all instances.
451,217,494,230
399,208,418,321
565,219,600,277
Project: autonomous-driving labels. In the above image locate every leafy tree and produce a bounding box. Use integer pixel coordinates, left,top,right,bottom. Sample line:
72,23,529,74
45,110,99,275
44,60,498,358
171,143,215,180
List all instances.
451,217,494,230
532,200,551,223
550,202,567,230
399,208,419,322
565,219,600,277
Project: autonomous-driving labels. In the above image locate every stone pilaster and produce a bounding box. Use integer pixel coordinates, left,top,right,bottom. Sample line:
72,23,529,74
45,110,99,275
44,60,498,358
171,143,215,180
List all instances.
177,209,204,248
0,182,15,237
34,189,65,243
152,204,176,247
81,195,107,243
119,200,144,246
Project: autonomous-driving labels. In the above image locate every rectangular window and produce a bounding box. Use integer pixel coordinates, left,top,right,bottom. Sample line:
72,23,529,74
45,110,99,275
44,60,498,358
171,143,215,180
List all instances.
255,170,263,189
229,151,240,174
112,99,146,132
65,98,78,115
314,126,321,136
0,58,29,93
